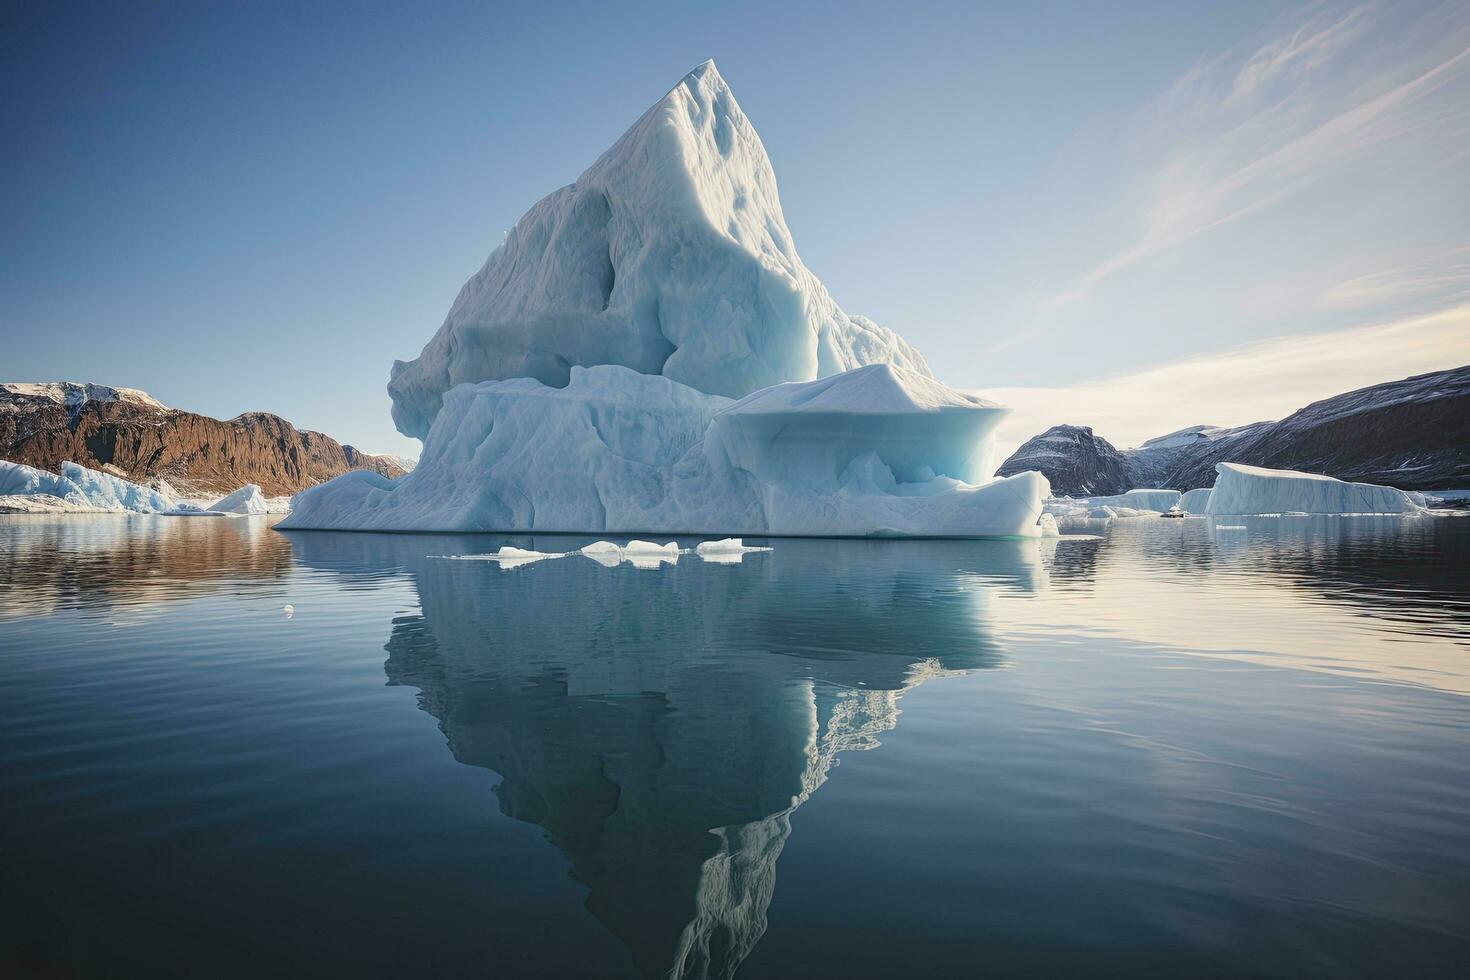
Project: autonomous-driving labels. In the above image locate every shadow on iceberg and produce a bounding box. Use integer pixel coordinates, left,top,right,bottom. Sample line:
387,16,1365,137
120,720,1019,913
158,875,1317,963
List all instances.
286,532,1047,978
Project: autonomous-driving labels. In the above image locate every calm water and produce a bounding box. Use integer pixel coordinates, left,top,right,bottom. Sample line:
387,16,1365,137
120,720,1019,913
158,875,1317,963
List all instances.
2,515,1468,978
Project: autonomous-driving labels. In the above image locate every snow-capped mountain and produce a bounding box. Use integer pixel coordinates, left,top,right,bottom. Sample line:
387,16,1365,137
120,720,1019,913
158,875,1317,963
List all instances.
1,382,409,496
997,365,1470,494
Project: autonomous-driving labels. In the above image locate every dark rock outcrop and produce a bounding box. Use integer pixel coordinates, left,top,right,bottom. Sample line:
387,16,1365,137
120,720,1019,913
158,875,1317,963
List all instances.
996,365,1470,495
995,424,1133,497
1,383,407,496
1163,366,1470,491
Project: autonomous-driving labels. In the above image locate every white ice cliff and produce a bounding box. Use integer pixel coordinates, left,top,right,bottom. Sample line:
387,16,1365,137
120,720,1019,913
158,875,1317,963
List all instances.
283,62,1046,537
0,459,202,514
1204,463,1423,515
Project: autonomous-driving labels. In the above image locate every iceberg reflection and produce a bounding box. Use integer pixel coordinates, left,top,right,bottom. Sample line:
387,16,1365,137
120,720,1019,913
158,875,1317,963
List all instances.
289,533,1044,978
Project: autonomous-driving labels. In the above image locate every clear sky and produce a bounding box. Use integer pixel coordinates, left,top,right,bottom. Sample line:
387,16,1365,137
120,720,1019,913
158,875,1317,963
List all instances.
4,0,1467,460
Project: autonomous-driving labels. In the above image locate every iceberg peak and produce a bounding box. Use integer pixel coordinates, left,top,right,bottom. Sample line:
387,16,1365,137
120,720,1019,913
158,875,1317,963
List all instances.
386,60,929,439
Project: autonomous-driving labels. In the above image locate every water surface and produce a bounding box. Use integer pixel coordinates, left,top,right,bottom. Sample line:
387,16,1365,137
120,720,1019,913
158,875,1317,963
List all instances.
2,514,1468,977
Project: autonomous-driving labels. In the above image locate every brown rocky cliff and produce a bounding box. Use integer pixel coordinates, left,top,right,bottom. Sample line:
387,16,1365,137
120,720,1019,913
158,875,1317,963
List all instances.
1,398,407,497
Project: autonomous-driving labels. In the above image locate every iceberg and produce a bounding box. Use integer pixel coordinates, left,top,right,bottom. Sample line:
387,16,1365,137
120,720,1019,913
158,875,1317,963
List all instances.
387,60,926,440
282,365,1047,537
208,484,269,515
0,459,85,501
0,459,209,514
1204,463,1423,515
1176,488,1213,513
281,63,1048,538
58,461,179,513
1079,488,1181,512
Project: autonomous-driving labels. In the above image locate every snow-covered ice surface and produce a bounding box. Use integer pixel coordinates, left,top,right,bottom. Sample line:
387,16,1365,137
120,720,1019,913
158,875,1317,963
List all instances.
282,365,1047,537
386,60,927,440
1205,463,1423,516
208,484,270,515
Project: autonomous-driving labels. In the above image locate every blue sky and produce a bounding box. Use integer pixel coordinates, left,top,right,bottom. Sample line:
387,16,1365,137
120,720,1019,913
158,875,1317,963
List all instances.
4,0,1467,458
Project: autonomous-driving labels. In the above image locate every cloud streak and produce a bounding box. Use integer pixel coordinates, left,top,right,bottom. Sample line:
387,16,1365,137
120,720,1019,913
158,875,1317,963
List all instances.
1041,2,1470,305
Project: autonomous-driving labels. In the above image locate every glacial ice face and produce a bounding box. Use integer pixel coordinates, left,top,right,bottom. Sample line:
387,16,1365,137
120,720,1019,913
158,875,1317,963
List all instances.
59,462,178,513
282,365,1047,537
1176,488,1214,513
387,60,928,439
708,364,1004,486
0,460,84,501
0,459,200,514
1204,463,1423,515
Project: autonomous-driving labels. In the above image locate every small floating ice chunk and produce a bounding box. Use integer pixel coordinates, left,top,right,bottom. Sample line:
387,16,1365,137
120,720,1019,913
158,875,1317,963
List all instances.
283,604,294,619
622,540,680,569
694,537,773,563
695,537,746,554
623,540,680,557
437,546,566,568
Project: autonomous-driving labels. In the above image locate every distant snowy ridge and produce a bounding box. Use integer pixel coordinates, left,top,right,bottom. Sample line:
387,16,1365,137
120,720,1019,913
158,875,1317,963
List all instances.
1,381,168,413
387,59,928,440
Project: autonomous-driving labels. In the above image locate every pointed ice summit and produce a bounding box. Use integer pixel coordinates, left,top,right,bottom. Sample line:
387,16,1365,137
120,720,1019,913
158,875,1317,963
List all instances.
284,63,1047,536
387,59,927,439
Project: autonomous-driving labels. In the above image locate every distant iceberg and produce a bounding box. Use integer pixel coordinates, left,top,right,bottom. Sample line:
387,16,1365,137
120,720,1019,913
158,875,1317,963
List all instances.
1204,463,1423,516
0,459,209,514
1176,488,1213,513
207,484,270,515
280,60,1049,539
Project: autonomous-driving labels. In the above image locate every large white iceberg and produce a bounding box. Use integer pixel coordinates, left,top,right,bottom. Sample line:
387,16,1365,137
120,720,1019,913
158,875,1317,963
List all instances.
1204,463,1422,515
386,60,926,439
283,63,1048,538
283,364,1046,536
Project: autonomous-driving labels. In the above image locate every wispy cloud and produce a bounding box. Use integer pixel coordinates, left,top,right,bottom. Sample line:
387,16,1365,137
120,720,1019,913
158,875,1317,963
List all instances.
1039,2,1470,306
1319,246,1470,310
